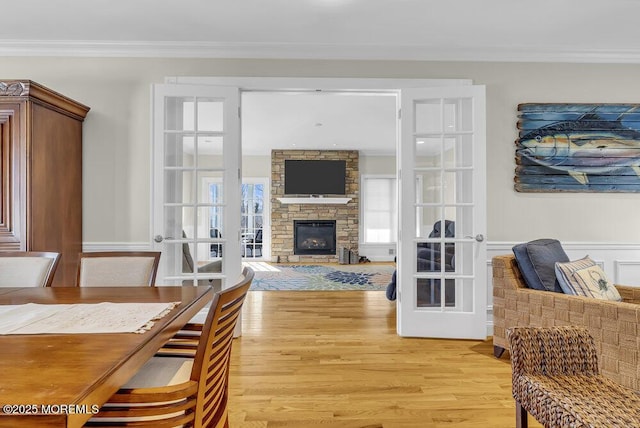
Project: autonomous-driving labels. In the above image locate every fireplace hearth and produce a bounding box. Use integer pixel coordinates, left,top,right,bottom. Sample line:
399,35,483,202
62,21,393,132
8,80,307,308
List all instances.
293,220,337,255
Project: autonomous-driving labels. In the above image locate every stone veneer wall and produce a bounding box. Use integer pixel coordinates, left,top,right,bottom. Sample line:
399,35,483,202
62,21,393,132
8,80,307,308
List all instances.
271,150,359,263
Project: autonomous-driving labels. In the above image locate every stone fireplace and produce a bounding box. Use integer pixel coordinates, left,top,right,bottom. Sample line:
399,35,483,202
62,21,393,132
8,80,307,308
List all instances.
271,150,359,263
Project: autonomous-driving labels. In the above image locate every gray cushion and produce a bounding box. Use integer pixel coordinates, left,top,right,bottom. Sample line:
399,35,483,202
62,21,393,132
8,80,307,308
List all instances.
513,239,568,292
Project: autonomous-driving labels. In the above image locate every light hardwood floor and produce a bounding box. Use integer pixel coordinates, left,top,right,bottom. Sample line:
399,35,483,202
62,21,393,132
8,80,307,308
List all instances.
228,290,542,427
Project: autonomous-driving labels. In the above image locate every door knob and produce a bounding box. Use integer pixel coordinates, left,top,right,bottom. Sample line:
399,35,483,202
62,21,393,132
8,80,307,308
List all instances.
154,235,164,243
464,234,485,242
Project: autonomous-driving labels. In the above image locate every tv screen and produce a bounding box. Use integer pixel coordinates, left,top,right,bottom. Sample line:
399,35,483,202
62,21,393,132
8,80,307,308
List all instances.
284,160,346,195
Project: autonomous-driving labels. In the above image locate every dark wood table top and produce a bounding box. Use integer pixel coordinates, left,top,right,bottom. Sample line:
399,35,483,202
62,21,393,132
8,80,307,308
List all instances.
0,286,213,428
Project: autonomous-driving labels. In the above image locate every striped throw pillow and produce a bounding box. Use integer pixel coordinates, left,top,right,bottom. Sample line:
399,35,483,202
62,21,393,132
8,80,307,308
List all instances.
555,256,622,301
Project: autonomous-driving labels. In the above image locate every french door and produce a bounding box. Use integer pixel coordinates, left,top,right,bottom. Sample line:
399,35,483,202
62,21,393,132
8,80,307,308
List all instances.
151,84,242,289
150,77,486,339
398,86,487,339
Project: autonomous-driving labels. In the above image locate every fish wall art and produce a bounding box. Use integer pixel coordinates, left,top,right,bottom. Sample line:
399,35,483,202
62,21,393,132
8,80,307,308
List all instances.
515,103,640,192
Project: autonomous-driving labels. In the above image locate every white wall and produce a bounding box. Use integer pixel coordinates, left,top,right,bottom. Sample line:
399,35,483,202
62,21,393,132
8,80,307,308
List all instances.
2,58,639,251
242,155,271,178
359,155,396,175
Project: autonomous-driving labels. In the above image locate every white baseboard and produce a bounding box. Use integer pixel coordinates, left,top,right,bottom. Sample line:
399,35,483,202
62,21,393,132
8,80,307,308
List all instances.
358,243,396,262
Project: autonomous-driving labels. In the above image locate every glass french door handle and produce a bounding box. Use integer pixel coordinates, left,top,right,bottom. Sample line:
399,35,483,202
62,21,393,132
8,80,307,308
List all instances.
154,235,172,243
464,234,485,242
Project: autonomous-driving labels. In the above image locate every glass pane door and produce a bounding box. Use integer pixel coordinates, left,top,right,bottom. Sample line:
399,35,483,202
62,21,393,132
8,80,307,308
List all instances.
153,84,241,289
398,85,487,339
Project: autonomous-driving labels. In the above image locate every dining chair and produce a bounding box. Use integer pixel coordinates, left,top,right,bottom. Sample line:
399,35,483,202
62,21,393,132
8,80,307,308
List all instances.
77,251,161,287
0,251,60,287
85,267,254,428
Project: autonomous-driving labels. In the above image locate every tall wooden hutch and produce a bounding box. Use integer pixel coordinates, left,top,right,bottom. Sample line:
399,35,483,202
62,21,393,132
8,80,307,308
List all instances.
0,80,90,286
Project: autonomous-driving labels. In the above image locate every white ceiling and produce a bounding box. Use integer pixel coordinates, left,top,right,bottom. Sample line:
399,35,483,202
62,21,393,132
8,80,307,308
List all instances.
2,0,640,63
6,0,638,156
242,92,397,155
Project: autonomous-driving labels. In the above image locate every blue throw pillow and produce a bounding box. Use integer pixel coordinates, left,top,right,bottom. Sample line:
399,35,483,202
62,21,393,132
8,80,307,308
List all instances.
512,239,568,292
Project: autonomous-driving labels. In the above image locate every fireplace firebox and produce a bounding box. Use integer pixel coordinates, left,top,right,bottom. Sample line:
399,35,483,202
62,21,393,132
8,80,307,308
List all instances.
293,220,337,255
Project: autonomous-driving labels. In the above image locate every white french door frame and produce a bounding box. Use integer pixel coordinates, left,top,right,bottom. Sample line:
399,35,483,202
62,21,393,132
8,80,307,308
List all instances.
154,76,486,339
151,84,242,288
398,86,487,339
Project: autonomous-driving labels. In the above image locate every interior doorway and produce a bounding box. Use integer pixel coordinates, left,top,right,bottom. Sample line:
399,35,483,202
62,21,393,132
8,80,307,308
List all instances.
240,90,398,264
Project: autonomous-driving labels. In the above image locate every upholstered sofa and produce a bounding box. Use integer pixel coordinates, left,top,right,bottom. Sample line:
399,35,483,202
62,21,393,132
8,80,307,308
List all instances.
492,254,640,390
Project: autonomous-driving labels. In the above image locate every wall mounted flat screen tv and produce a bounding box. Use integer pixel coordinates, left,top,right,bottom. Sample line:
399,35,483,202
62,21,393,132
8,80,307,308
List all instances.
284,160,346,195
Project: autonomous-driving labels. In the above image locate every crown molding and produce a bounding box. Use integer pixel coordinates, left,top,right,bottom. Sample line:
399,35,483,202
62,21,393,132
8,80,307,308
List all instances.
2,40,640,63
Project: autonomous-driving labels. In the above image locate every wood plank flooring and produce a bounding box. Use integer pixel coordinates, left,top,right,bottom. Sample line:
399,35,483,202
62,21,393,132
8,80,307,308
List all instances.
229,290,542,427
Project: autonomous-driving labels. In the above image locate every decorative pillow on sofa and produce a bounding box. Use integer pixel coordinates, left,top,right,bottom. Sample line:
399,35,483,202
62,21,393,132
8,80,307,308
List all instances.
555,256,622,301
512,239,568,292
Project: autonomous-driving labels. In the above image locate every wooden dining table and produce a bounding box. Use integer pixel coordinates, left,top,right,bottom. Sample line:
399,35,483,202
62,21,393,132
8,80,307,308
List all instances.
0,285,213,428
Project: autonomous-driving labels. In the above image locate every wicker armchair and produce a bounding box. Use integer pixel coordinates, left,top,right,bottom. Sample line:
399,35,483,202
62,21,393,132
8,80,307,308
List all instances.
507,326,640,427
493,254,640,390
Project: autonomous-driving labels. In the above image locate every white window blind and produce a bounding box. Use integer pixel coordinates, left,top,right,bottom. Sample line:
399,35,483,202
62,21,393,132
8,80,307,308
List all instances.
362,177,397,243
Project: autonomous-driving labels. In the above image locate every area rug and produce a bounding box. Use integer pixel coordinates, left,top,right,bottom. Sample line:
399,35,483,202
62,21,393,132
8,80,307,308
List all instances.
245,262,394,291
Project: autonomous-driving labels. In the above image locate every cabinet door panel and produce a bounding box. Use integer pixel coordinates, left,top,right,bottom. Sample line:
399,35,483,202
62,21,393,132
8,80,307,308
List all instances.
0,103,24,250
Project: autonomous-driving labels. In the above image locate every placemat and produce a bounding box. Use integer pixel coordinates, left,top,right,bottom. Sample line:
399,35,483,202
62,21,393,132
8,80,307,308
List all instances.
0,302,179,334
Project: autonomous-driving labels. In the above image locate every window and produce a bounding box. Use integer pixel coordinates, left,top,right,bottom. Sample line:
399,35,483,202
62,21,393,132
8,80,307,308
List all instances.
208,183,223,257
241,182,265,258
362,176,397,243
203,177,269,259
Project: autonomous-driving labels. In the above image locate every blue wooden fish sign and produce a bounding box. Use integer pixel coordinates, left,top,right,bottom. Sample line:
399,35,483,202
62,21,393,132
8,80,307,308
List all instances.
515,103,640,192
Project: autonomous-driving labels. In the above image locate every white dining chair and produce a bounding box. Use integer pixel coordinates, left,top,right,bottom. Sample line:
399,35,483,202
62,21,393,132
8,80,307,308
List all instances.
77,251,161,287
0,251,60,287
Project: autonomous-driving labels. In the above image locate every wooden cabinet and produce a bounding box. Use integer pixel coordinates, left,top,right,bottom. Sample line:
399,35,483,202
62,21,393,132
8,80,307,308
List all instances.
0,80,90,286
